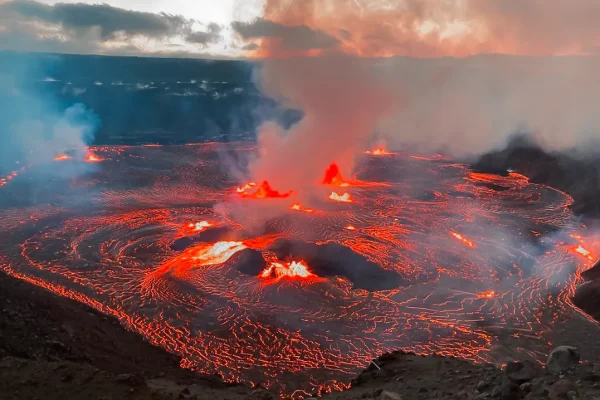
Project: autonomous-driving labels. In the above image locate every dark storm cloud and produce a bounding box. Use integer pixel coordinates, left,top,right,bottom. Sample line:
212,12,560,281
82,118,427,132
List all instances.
186,23,223,46
231,18,339,51
0,0,193,40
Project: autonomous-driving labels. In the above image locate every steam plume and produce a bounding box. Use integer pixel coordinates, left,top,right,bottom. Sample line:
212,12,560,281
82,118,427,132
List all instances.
236,0,600,182
0,56,99,175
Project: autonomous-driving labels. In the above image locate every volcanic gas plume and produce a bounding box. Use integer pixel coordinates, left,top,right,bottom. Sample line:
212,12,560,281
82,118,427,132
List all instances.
0,143,598,398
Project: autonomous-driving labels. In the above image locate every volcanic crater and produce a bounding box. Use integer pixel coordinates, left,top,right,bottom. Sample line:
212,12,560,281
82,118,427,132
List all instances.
0,142,598,398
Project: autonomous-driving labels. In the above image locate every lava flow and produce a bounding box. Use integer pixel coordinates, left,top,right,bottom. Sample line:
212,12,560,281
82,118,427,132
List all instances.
85,153,103,162
0,142,598,398
290,203,318,214
238,181,293,199
54,154,72,161
364,147,396,156
450,231,477,248
189,221,213,232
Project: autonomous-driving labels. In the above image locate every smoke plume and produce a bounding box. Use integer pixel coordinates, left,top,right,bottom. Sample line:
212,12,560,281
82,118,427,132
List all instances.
0,55,99,176
249,56,396,189
234,0,600,186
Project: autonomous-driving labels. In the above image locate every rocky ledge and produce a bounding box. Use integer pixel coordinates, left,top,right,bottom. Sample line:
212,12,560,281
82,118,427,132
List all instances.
316,346,599,400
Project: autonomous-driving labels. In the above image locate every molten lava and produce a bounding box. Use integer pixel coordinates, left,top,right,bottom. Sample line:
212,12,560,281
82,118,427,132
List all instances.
365,147,396,156
260,260,315,280
329,192,353,203
190,241,247,266
54,154,72,161
85,153,103,162
322,163,350,186
450,231,477,248
572,245,596,262
477,290,496,299
290,203,317,214
2,142,597,398
188,221,213,232
239,181,293,199
236,182,256,193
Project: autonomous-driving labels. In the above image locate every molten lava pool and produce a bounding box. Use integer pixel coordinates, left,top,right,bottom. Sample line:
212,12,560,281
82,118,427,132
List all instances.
0,143,598,397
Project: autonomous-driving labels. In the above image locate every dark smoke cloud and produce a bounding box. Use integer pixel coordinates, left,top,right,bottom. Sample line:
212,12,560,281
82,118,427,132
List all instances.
0,0,224,56
186,23,223,46
1,0,193,40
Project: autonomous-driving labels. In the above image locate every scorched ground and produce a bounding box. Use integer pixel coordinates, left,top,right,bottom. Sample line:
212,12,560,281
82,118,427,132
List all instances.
0,142,598,398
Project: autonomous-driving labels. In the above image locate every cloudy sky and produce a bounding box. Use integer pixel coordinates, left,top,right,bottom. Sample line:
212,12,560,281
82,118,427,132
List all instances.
1,0,600,59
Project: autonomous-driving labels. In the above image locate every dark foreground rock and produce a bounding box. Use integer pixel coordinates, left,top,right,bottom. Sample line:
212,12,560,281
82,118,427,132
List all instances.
3,268,600,399
323,349,600,400
0,270,252,400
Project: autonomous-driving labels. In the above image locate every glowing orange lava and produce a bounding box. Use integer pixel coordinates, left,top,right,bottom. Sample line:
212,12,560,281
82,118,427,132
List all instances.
260,260,315,280
54,154,72,161
85,153,103,162
345,225,357,231
188,221,213,232
572,245,596,262
365,147,396,156
477,290,496,299
290,203,317,214
239,181,293,199
236,182,256,193
329,192,353,203
190,241,247,266
450,231,477,248
322,163,350,187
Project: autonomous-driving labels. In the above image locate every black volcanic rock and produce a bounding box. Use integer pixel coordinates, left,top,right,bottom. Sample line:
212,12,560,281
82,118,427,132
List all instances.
474,135,600,218
171,227,235,251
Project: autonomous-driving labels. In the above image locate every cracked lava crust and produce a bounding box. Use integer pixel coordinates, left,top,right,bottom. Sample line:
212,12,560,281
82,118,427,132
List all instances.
0,142,597,398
